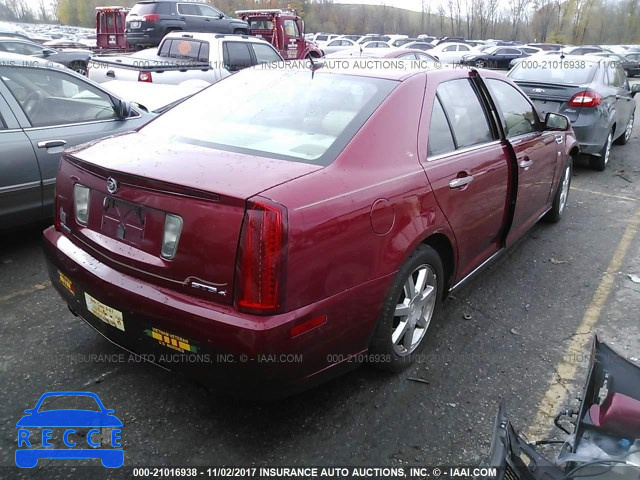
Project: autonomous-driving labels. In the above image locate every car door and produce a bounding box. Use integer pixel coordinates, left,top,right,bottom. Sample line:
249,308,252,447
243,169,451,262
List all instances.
0,87,43,228
198,4,229,34
484,77,560,242
422,77,510,280
176,3,203,31
1,66,148,220
454,44,470,63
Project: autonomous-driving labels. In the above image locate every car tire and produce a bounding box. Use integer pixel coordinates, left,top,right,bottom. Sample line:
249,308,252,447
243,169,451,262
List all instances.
590,130,613,171
69,61,87,75
544,155,573,223
615,112,634,145
368,245,443,372
475,59,485,68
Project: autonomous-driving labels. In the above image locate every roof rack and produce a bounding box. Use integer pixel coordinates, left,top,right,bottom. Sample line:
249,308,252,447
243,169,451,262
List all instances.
235,9,297,15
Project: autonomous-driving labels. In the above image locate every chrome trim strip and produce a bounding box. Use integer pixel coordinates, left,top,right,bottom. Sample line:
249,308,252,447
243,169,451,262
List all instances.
42,178,57,187
0,180,41,194
427,140,501,162
449,248,503,292
0,128,22,133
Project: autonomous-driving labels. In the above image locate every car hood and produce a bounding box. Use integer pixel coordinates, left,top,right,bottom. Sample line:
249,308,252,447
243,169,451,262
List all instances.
16,410,123,427
65,132,323,199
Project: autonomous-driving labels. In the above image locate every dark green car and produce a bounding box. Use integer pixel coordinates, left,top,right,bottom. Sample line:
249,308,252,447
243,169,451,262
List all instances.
0,53,155,230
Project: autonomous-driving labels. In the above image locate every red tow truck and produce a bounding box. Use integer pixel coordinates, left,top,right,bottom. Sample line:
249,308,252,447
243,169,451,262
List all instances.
95,6,131,52
235,9,322,60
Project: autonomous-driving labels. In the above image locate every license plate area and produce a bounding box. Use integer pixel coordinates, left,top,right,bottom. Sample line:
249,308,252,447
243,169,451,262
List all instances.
101,197,146,246
533,100,562,116
85,293,125,331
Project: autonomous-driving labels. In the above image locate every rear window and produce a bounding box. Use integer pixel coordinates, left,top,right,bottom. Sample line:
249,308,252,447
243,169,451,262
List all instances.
139,69,397,165
160,39,210,62
509,61,598,85
130,2,171,15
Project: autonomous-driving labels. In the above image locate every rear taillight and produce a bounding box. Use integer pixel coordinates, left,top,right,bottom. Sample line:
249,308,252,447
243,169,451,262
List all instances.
568,90,602,107
236,198,287,314
138,71,152,82
142,14,160,22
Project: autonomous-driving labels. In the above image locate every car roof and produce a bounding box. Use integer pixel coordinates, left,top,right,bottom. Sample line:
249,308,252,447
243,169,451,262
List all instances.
163,31,269,44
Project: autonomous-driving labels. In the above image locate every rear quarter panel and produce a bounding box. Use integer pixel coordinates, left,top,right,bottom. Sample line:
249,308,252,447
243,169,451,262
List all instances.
264,73,455,316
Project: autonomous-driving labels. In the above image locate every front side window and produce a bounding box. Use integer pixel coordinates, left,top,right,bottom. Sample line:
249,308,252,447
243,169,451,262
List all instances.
0,67,117,127
199,5,221,17
486,79,539,138
137,70,396,165
283,20,299,38
436,79,493,148
252,43,280,63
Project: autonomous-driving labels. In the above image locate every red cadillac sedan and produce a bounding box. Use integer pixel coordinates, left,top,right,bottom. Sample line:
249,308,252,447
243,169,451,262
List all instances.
44,62,579,397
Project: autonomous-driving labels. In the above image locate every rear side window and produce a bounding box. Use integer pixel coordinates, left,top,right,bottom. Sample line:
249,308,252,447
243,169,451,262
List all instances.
436,79,493,148
177,3,200,15
485,79,539,138
223,42,253,71
130,2,171,15
428,97,455,157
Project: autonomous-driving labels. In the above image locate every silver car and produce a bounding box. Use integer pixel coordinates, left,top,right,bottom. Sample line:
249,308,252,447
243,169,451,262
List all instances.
0,53,156,229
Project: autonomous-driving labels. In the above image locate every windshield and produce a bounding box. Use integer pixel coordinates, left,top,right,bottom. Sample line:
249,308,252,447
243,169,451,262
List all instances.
140,69,397,165
509,60,598,85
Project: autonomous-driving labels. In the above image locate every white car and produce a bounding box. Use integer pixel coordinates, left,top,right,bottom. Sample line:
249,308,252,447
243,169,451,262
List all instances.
400,41,435,52
361,41,391,49
321,38,358,56
430,42,473,63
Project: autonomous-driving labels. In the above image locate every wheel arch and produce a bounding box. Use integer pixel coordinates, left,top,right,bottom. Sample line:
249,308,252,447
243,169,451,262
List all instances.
420,232,456,298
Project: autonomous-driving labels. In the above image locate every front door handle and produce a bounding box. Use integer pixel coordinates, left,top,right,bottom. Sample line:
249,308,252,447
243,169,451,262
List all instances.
519,157,533,169
106,70,115,78
37,139,67,149
449,176,474,188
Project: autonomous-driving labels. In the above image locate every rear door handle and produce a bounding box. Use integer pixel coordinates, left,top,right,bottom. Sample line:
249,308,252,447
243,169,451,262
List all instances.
519,157,533,169
37,140,67,149
449,176,474,188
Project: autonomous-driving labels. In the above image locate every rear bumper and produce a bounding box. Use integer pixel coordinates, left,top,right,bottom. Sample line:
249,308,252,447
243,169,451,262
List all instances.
43,227,390,397
571,116,609,156
125,30,164,47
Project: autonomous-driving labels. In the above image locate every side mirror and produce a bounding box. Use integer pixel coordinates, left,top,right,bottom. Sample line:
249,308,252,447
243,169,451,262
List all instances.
219,13,224,19
115,98,132,119
632,84,640,97
42,49,55,56
545,112,570,131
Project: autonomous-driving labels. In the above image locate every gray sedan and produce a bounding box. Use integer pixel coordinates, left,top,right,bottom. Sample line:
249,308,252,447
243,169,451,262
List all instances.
508,54,640,170
0,36,93,74
0,53,155,230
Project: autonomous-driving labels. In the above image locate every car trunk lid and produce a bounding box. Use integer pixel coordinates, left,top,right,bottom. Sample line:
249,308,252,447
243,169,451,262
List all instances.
60,132,321,305
515,81,591,123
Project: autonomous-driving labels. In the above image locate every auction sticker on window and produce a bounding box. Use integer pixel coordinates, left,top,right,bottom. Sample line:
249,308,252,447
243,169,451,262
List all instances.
84,293,125,331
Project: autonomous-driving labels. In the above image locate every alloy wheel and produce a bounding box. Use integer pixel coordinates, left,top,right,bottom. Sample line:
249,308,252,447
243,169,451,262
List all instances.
559,164,571,214
391,264,437,356
625,113,634,142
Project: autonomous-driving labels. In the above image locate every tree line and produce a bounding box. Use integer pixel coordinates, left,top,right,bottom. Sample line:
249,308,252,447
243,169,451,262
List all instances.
1,0,639,45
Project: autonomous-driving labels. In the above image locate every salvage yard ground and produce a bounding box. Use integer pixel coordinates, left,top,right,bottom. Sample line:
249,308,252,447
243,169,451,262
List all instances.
1,80,640,478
